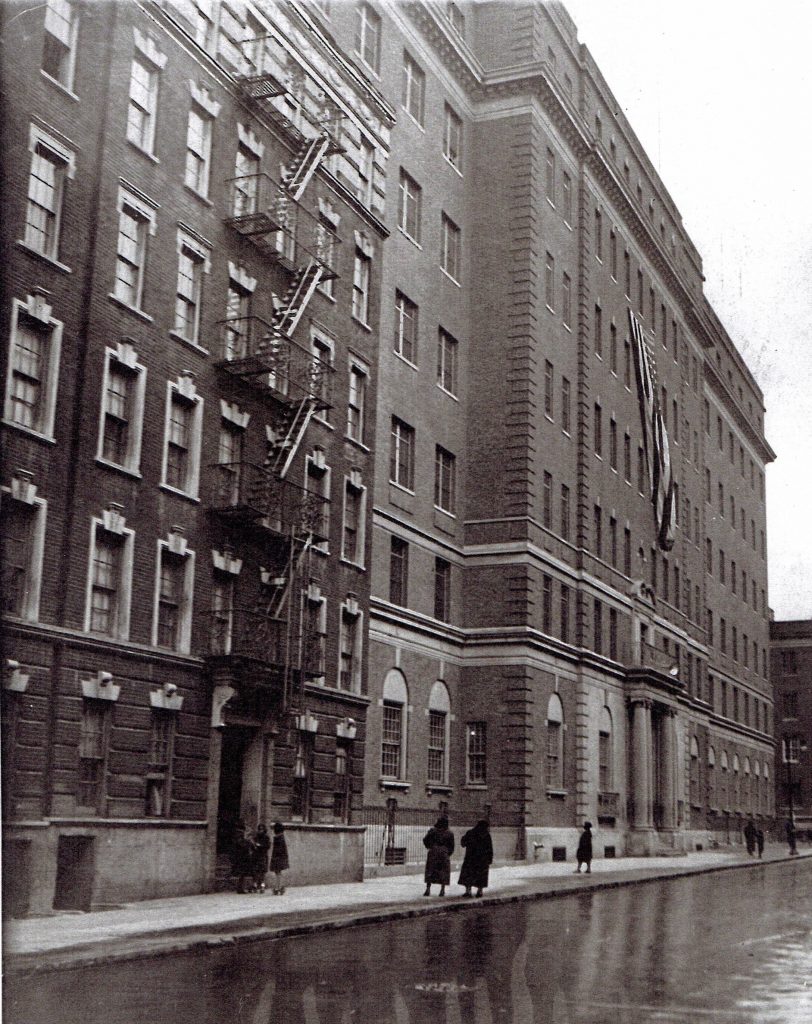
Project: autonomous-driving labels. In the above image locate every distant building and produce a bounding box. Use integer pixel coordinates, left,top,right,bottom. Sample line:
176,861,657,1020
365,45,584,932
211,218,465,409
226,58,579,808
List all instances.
770,620,812,838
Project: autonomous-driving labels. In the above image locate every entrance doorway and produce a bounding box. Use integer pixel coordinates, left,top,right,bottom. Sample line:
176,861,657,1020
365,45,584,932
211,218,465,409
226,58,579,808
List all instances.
53,835,95,911
216,727,255,855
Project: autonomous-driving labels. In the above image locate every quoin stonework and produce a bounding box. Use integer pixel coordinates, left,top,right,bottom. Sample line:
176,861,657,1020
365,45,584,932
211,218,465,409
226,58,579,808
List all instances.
1,0,776,914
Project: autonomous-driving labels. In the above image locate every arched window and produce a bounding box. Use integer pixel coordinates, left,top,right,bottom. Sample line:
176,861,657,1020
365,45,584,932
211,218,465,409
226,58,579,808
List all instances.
720,750,729,810
381,669,408,780
427,681,451,785
598,706,612,792
732,753,740,809
690,736,700,807
744,757,751,811
546,693,564,790
708,746,716,808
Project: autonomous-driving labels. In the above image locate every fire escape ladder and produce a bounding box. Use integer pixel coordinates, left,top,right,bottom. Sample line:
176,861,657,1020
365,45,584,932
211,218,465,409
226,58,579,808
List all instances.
272,259,324,337
276,399,316,479
283,133,331,202
274,530,314,713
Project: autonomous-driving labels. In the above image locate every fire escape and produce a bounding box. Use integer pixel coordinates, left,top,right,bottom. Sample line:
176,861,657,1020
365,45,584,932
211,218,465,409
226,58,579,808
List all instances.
206,42,343,715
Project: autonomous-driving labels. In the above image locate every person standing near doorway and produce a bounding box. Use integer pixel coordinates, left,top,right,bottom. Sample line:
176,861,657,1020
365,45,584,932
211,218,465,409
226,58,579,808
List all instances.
575,821,593,874
423,816,455,896
252,823,271,892
270,821,290,894
231,820,255,894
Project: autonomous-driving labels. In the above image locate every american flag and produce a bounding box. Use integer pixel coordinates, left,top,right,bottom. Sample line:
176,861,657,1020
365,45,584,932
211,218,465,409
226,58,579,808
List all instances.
628,309,676,551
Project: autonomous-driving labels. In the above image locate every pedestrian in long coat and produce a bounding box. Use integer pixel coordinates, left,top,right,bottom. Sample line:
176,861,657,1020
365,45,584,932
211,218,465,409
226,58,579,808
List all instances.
231,820,255,894
575,821,593,874
458,819,493,897
252,823,271,892
743,818,757,856
755,827,765,859
423,816,455,896
270,821,290,894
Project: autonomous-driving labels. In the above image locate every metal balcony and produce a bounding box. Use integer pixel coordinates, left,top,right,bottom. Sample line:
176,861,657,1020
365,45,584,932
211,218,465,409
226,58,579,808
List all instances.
207,464,329,542
214,316,334,409
622,640,685,691
207,607,287,671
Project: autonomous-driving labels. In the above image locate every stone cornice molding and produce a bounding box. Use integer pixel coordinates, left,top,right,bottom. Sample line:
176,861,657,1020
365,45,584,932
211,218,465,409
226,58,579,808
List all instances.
403,1,484,94
705,360,775,463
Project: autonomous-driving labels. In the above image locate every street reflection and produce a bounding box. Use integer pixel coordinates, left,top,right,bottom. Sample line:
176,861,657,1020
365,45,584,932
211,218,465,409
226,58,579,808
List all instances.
5,861,811,1024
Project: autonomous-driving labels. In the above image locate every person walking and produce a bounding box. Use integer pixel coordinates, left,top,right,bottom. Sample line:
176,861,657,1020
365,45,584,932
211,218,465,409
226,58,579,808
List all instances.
743,818,757,856
270,821,290,894
786,818,798,856
574,821,593,874
755,827,765,859
458,818,493,898
231,820,255,894
252,823,271,892
423,816,455,897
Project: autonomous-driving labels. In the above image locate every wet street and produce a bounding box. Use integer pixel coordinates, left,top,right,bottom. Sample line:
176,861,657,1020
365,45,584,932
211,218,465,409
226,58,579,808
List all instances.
6,859,811,1024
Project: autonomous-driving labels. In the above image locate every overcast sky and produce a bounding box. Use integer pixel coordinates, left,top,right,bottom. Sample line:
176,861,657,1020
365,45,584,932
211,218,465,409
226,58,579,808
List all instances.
558,0,812,620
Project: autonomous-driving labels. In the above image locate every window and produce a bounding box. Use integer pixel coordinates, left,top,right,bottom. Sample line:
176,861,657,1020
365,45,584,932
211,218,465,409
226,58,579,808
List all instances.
594,403,602,456
544,360,554,418
355,2,381,72
545,252,555,308
184,105,213,196
146,711,175,817
347,362,367,443
437,328,458,395
562,272,572,328
441,214,461,280
434,557,451,622
428,682,450,785
0,488,47,622
542,574,553,633
127,57,159,154
560,484,571,541
637,445,645,494
594,305,603,356
42,0,79,89
610,323,618,374
434,447,456,514
599,707,613,791
398,169,422,242
78,701,108,809
342,475,366,565
4,297,63,439
114,189,156,310
211,574,235,655
610,418,618,470
162,378,203,497
402,52,425,125
560,584,571,642
623,526,631,576
357,137,375,205
610,230,617,279
86,520,133,639
97,343,146,472
305,589,327,681
339,603,362,692
173,234,210,344
443,104,462,168
624,338,631,387
389,536,409,605
593,598,603,654
689,736,700,807
25,131,73,260
223,278,251,360
594,208,603,259
623,432,631,482
562,377,571,433
394,291,418,362
192,0,215,48
562,172,572,224
624,250,631,296
390,417,415,490
609,516,618,566
467,722,487,784
593,505,602,559
352,248,371,324
154,544,194,653
546,693,564,790
637,268,644,312
781,650,798,674
304,454,331,551
381,670,407,779
217,420,243,505
542,471,552,529
545,147,556,202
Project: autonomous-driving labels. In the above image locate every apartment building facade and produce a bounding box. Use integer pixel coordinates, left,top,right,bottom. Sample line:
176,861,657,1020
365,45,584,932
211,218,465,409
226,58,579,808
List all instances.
770,620,812,839
1,0,394,913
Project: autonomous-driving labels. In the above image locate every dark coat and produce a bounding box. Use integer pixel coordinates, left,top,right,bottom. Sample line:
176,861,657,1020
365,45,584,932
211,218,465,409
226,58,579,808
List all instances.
458,824,493,889
576,828,593,863
231,833,254,875
423,826,455,884
253,830,271,875
270,833,289,873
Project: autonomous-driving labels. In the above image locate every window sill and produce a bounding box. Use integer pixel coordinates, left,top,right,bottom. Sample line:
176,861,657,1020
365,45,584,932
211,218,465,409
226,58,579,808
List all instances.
437,384,458,401
126,138,160,164
312,416,334,430
169,330,209,356
312,545,330,557
108,294,153,322
16,240,72,274
433,507,457,536
397,227,422,250
401,108,426,133
95,457,142,479
462,784,488,791
443,155,463,178
183,184,213,207
159,483,200,504
546,789,567,799
40,70,79,102
2,419,57,444
440,267,461,288
379,779,410,791
388,482,415,514
426,784,452,795
345,435,371,453
393,352,419,371
351,316,372,332
339,558,366,572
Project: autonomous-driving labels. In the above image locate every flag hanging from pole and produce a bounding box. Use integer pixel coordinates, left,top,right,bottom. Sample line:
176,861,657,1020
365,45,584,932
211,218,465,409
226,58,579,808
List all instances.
629,309,676,551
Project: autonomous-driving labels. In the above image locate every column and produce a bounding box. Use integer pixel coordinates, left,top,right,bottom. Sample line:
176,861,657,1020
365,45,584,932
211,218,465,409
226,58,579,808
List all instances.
660,708,677,829
631,698,652,829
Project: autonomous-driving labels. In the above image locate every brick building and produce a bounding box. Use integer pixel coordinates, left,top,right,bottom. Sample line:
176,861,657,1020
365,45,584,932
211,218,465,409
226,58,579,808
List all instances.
1,0,394,913
2,0,778,914
770,620,812,839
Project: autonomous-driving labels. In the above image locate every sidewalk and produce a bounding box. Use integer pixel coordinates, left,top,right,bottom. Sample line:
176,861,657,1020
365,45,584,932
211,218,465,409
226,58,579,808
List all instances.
5,847,810,975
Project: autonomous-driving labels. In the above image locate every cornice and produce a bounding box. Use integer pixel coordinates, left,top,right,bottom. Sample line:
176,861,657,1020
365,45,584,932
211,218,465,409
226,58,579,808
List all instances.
402,1,484,94
705,360,776,464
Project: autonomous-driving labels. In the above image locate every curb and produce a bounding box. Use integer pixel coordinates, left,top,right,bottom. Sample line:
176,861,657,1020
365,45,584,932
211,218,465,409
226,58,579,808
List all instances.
5,853,809,977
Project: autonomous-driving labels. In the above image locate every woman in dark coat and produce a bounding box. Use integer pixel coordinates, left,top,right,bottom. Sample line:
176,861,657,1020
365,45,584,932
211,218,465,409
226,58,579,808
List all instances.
270,821,290,895
458,819,493,897
423,816,455,896
252,823,271,892
575,821,593,874
231,820,255,894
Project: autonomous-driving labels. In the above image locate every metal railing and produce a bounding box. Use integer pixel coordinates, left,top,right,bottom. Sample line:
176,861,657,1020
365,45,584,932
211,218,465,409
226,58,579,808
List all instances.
621,639,681,677
215,315,335,407
207,607,287,666
356,804,447,866
597,791,620,816
207,464,329,541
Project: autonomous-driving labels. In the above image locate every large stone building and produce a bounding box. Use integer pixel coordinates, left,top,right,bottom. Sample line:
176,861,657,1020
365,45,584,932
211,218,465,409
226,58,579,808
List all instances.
2,0,776,914
770,619,811,838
